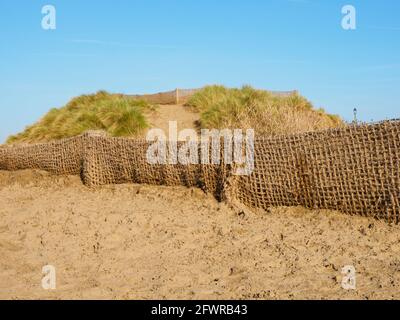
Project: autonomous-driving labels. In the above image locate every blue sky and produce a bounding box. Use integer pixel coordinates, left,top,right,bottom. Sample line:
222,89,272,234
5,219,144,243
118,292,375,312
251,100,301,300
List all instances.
0,0,399,142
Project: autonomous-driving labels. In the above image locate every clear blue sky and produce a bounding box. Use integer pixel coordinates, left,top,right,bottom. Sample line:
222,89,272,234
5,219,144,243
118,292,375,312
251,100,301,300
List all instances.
0,0,399,142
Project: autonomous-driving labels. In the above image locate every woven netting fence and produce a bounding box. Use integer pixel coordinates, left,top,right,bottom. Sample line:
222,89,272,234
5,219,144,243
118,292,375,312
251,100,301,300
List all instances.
1,120,399,223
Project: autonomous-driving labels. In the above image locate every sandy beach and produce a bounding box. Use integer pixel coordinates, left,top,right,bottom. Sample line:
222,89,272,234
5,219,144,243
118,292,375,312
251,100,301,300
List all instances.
1,169,400,300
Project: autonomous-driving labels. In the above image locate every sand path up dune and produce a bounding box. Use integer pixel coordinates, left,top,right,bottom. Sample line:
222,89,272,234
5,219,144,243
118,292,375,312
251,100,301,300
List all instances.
145,104,200,139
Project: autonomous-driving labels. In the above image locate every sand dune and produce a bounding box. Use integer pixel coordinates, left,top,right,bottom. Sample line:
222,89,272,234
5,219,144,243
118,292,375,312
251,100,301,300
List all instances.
1,170,400,300
145,104,200,139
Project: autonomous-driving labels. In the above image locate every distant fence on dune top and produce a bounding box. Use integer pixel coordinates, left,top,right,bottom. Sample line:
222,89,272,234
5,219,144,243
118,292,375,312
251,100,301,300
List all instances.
1,120,400,223
128,88,298,105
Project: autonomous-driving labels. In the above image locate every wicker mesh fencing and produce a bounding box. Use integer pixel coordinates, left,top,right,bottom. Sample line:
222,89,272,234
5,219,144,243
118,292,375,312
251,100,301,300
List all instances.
0,136,84,175
1,120,399,222
82,137,229,199
230,121,400,223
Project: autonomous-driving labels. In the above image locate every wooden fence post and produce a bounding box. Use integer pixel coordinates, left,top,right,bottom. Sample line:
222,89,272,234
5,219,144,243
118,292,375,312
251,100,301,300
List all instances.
175,88,179,104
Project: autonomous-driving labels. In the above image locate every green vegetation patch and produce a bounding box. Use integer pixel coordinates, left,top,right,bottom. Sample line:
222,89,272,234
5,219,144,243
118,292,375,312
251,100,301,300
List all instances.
7,91,155,144
185,85,344,135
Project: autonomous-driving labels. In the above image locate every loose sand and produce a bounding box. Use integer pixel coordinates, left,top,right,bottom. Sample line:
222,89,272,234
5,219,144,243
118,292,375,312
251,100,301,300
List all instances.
1,169,400,300
145,104,200,139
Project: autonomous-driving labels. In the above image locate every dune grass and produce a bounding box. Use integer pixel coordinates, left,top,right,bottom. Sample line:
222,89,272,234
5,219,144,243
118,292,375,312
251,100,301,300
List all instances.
7,91,156,144
185,85,344,135
7,86,344,144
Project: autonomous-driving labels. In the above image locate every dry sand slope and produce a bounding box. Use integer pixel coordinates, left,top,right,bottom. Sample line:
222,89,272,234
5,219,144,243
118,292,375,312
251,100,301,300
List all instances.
145,104,200,139
1,169,400,300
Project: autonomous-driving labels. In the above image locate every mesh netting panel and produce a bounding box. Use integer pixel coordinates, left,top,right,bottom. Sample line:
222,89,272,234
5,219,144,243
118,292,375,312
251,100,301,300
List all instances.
0,136,84,175
1,120,399,222
81,137,229,196
231,121,400,223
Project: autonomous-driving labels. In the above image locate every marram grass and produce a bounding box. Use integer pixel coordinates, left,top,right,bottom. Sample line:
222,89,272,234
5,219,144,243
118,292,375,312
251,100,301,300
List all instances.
185,85,344,135
7,86,344,144
7,91,155,144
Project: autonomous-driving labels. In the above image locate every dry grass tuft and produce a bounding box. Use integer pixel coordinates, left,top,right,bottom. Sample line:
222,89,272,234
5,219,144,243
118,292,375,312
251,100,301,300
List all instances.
185,85,344,135
7,91,155,144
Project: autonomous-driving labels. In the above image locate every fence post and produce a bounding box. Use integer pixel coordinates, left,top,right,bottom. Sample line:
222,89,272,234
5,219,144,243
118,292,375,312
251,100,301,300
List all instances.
175,88,179,104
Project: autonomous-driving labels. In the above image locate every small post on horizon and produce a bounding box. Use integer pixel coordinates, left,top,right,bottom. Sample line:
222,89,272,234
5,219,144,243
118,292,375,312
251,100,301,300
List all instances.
175,88,179,104
353,108,358,124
